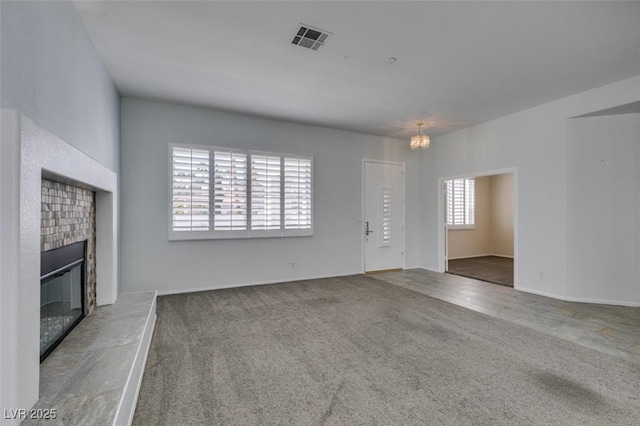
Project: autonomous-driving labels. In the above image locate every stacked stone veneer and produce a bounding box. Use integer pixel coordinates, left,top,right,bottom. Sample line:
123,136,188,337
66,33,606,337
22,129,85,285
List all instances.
41,179,97,313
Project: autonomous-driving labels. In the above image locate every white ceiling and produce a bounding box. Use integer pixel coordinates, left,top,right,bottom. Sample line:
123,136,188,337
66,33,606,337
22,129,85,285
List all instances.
74,1,640,139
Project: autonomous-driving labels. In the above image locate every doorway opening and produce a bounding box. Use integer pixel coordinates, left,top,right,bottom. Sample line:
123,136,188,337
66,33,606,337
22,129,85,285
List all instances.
441,170,516,288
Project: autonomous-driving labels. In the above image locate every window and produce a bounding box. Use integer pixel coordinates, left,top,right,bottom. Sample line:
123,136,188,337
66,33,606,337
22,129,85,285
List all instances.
284,156,312,230
170,144,313,240
171,146,210,231
251,154,281,231
213,149,247,231
445,178,475,228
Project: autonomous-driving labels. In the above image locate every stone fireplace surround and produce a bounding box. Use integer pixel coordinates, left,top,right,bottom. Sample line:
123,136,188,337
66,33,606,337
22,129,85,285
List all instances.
41,179,97,316
1,111,118,420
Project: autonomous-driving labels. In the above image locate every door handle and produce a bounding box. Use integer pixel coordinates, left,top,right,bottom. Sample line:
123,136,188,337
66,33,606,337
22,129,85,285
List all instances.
365,221,374,236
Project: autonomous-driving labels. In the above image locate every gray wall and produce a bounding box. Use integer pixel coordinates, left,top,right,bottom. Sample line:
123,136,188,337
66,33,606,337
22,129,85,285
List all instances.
567,113,640,303
120,97,422,294
0,0,120,172
1,4,120,414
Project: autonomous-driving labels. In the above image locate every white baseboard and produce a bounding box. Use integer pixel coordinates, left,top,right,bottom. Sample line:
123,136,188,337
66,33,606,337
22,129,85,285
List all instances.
156,271,363,296
516,286,640,307
447,254,492,260
447,253,514,260
491,254,514,259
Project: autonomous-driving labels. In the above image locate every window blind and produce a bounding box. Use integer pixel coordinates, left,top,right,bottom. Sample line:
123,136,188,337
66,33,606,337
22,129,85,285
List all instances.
250,154,282,230
170,144,313,240
284,156,312,229
446,178,475,227
464,178,475,225
213,150,247,230
171,147,210,231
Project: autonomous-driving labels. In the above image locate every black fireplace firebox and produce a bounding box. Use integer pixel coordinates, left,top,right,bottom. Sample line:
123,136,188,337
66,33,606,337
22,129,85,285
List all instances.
40,241,86,362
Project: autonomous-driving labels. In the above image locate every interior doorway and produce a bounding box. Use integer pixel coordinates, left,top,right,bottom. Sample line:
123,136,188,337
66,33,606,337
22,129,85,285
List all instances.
363,160,405,273
441,170,516,287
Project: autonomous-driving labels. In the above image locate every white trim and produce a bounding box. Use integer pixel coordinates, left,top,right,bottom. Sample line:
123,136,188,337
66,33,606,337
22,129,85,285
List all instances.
447,253,514,260
169,231,313,241
1,110,22,418
437,184,444,271
447,254,493,260
491,254,514,259
517,287,640,307
438,167,518,290
128,312,156,425
156,271,363,296
113,292,157,426
447,225,476,231
361,159,406,274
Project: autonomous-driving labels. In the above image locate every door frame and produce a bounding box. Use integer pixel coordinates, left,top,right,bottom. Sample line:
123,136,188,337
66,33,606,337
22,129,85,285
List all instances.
362,159,406,274
437,167,519,289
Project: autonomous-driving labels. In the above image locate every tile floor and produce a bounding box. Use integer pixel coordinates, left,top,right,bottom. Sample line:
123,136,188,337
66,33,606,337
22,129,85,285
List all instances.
447,255,514,287
372,268,640,365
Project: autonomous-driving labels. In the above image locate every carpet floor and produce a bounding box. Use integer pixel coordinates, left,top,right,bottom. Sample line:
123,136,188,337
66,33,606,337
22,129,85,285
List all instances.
133,275,640,425
447,256,514,287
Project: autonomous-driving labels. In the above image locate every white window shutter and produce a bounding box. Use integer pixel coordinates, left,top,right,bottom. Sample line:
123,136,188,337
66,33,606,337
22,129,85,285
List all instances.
170,144,313,240
171,146,210,231
465,178,475,225
284,156,312,230
250,154,282,230
213,150,247,230
445,178,475,227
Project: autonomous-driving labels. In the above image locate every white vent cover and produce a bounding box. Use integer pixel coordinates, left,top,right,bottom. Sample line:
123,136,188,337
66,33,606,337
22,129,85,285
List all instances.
292,24,332,51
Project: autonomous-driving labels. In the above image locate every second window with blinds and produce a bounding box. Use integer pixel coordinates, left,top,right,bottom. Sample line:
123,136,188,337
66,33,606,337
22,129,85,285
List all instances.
170,144,312,240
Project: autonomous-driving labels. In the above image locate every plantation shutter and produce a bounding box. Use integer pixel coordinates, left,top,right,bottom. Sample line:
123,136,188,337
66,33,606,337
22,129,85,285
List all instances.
446,181,453,225
284,156,312,230
171,146,210,231
446,178,475,226
170,144,313,240
464,178,475,226
213,150,247,230
250,154,282,230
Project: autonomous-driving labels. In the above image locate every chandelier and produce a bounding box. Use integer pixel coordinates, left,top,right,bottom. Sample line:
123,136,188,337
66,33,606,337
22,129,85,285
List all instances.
410,122,430,150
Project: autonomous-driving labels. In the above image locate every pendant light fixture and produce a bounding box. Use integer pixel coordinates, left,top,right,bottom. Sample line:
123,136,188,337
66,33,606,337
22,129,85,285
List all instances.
410,122,430,150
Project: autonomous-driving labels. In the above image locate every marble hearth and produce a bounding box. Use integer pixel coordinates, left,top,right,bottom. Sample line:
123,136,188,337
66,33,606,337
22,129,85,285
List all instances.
24,292,157,426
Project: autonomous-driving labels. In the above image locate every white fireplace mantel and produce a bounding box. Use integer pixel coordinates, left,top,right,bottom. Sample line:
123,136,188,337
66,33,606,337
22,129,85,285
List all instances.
0,109,118,417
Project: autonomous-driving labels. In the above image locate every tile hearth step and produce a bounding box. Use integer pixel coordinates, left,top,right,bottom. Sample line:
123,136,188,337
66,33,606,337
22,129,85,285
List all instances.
24,292,157,426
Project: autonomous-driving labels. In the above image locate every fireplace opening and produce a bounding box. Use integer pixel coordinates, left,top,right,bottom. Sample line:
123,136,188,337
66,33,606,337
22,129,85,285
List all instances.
40,240,86,362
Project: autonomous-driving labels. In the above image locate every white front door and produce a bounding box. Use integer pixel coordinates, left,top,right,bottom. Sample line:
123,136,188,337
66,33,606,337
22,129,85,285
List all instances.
364,161,405,272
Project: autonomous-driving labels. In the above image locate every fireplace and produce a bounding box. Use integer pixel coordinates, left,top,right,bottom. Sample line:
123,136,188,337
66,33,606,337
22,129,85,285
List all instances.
1,111,119,415
40,241,86,362
40,178,97,362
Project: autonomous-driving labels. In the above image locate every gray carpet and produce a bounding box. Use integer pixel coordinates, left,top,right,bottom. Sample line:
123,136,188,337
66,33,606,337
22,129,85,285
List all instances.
133,275,640,425
447,256,514,287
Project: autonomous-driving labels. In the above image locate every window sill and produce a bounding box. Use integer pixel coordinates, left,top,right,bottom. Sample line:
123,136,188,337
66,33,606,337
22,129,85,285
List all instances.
447,225,476,231
169,229,313,241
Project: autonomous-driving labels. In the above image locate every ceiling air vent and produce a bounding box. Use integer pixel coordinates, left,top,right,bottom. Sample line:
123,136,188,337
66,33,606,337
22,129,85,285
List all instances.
291,24,332,51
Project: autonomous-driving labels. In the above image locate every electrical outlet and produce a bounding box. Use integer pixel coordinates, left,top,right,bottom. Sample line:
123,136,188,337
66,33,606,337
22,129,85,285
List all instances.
539,272,544,279
291,262,295,269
